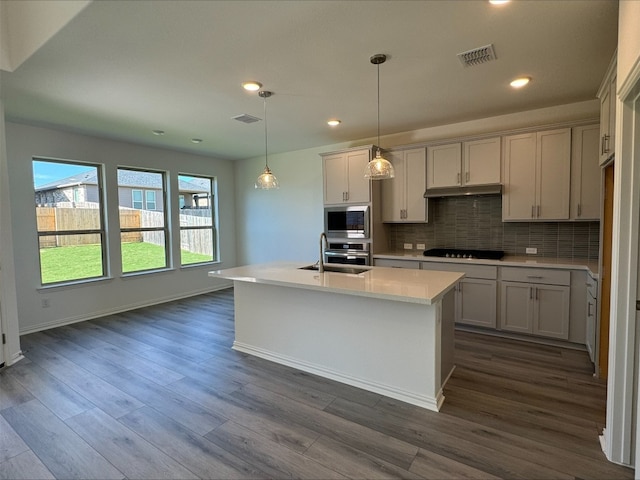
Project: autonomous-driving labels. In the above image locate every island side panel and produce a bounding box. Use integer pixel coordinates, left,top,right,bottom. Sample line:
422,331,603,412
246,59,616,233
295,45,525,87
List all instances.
440,288,456,384
232,280,447,411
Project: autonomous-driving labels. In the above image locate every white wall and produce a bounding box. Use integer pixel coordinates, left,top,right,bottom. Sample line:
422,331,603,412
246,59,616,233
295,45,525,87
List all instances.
235,100,600,266
617,0,640,93
0,0,90,72
0,102,22,365
5,122,236,334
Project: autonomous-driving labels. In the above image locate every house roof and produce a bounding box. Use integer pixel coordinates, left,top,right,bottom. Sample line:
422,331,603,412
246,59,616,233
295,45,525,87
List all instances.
35,170,210,193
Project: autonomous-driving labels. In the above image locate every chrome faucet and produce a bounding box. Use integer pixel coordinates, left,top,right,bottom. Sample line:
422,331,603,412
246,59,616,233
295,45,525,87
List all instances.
319,232,328,273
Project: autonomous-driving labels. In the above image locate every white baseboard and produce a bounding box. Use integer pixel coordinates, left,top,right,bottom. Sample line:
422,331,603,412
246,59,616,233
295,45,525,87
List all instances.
19,283,233,335
233,340,443,412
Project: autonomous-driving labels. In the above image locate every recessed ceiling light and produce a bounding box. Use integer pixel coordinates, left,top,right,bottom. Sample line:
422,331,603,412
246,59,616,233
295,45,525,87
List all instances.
152,130,165,136
489,0,510,5
510,76,531,88
191,138,203,144
327,119,341,126
242,81,262,91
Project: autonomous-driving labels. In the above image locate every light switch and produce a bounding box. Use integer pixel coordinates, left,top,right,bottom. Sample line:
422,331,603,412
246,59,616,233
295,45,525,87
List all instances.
403,243,413,250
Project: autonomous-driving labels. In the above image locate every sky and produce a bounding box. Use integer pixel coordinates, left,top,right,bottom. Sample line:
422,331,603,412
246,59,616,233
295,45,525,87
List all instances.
32,160,94,188
32,160,200,188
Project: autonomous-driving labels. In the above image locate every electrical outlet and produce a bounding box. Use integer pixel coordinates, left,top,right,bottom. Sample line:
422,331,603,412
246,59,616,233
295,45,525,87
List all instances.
526,247,538,255
41,298,50,308
416,243,426,250
403,243,413,250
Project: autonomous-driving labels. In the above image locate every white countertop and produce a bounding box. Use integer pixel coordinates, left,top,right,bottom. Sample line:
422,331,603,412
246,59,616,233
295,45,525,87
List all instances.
208,262,464,305
374,252,599,277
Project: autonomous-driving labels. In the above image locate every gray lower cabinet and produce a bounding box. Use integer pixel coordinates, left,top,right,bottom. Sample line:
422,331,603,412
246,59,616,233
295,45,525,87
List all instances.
421,262,497,329
500,267,571,340
457,279,497,328
373,258,421,269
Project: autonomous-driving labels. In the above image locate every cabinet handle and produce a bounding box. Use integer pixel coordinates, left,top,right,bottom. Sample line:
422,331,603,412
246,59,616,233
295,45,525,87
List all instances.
577,204,582,217
603,134,610,154
466,171,470,183
457,173,461,185
346,192,349,201
535,288,539,300
527,275,543,279
531,206,535,218
588,302,593,316
537,205,540,217
530,287,533,300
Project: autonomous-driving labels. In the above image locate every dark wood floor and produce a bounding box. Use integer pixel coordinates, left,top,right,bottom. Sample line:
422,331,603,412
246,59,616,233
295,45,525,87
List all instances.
0,288,633,479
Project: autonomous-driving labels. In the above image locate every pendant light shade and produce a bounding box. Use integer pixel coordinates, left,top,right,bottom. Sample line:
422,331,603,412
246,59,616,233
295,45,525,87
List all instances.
364,53,395,180
255,90,279,189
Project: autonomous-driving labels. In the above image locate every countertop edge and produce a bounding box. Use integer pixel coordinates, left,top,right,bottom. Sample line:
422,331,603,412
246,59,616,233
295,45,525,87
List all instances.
209,263,464,305
373,253,599,278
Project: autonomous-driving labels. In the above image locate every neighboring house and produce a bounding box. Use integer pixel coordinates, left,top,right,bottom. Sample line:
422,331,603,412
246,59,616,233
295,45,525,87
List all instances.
35,170,210,211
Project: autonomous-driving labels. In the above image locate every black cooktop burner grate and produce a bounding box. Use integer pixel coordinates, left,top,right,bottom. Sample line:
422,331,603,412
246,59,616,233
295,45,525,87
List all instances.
423,248,504,260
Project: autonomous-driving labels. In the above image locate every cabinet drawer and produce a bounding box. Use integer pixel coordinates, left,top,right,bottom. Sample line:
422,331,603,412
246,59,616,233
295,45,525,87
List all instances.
501,267,570,286
421,262,497,279
374,259,421,269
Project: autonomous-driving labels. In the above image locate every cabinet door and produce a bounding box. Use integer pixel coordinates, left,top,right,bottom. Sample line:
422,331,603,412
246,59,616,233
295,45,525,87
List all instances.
457,279,497,328
382,151,405,222
607,75,616,160
599,85,611,164
345,150,371,204
571,125,600,220
537,128,571,220
404,148,427,222
500,281,534,334
427,143,462,189
323,153,347,205
586,294,596,362
502,133,537,220
533,285,570,339
463,137,501,186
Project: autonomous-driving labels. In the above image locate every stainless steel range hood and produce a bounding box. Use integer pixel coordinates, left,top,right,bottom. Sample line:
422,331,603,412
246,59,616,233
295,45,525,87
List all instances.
423,184,502,198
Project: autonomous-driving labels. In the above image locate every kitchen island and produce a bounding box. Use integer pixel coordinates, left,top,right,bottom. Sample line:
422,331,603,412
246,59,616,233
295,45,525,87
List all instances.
208,262,463,411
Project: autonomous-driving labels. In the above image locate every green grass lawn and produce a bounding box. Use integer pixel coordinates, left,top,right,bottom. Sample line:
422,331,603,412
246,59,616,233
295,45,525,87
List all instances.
39,242,212,284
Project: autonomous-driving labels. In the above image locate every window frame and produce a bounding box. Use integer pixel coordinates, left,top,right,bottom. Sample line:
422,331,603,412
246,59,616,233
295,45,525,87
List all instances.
131,189,143,209
118,167,169,274
145,190,157,211
33,157,107,286
178,174,218,266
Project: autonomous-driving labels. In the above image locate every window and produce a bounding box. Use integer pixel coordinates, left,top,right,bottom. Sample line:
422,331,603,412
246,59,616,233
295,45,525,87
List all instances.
145,190,157,210
118,168,168,273
132,189,143,209
178,174,217,265
33,159,106,285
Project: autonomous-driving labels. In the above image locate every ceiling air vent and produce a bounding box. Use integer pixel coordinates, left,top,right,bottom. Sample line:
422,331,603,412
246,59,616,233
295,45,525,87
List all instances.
232,114,261,124
457,44,497,67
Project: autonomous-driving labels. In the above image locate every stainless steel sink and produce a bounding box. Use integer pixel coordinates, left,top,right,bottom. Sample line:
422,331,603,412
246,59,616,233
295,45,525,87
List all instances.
299,264,370,275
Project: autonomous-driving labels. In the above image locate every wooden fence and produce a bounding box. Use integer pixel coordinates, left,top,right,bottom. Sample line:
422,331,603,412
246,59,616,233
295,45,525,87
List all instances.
36,207,214,256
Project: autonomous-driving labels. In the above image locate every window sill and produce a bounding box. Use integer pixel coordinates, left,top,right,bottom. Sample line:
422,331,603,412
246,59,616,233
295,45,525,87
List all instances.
37,276,114,292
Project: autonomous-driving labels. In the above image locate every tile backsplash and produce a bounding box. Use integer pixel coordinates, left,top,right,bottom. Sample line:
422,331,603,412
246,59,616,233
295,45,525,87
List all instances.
387,195,600,260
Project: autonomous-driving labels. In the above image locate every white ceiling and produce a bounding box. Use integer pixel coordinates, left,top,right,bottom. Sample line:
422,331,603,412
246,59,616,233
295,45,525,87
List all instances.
0,0,618,161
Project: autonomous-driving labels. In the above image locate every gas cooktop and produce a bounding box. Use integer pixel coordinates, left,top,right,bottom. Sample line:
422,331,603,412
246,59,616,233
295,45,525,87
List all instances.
423,248,504,260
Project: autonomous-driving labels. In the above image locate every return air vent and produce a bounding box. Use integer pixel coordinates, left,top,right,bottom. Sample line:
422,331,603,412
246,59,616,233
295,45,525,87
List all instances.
232,114,261,124
457,44,497,67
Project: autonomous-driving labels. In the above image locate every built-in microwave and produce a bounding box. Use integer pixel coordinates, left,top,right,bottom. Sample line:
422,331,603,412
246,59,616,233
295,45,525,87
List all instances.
324,205,370,238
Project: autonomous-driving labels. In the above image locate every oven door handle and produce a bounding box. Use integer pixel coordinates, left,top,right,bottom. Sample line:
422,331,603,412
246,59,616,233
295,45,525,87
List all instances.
324,251,369,257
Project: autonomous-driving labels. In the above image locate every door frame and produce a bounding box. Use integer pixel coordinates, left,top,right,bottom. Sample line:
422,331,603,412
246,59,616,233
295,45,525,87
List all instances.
604,62,640,467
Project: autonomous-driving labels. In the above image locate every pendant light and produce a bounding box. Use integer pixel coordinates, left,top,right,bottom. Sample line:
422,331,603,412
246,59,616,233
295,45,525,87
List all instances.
364,53,395,180
255,90,279,189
